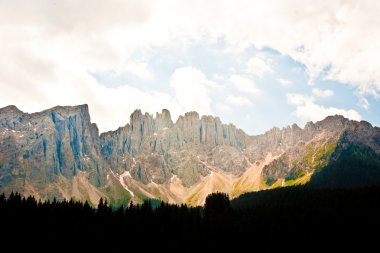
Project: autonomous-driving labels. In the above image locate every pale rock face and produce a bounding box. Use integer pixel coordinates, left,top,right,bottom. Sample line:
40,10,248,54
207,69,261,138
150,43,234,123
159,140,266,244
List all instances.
0,105,105,199
1,104,379,205
100,109,250,187
156,109,173,130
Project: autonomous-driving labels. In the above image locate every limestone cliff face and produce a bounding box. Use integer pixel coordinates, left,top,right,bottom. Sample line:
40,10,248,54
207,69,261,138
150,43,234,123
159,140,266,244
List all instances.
1,104,379,205
100,109,249,186
0,105,105,198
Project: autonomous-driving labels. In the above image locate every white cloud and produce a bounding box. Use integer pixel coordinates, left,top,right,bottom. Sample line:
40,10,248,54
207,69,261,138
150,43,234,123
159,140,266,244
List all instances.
277,78,293,86
226,95,253,107
152,1,380,99
92,85,179,131
0,59,179,132
287,93,361,122
0,0,379,130
1,1,380,97
170,66,214,116
246,56,273,78
357,96,370,110
230,74,260,95
124,61,154,80
312,88,334,98
217,104,233,113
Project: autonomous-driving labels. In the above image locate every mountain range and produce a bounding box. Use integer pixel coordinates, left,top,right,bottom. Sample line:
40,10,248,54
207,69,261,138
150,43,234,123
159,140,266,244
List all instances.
1,104,379,206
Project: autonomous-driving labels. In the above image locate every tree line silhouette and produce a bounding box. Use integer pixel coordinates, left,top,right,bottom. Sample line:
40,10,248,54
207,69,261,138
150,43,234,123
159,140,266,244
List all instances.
1,187,380,252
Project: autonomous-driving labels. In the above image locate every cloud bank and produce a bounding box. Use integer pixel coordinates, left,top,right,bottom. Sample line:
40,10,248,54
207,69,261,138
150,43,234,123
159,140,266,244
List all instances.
287,93,361,123
0,0,378,133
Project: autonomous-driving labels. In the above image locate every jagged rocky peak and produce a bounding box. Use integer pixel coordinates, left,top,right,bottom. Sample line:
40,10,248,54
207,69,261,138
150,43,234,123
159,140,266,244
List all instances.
130,110,146,133
199,115,222,145
156,109,173,130
291,123,301,131
298,115,351,140
130,109,143,124
0,105,23,115
343,119,380,153
176,111,200,127
0,105,24,129
313,115,349,131
123,109,248,147
358,120,373,128
129,109,174,133
304,121,316,131
91,123,100,137
2,103,380,205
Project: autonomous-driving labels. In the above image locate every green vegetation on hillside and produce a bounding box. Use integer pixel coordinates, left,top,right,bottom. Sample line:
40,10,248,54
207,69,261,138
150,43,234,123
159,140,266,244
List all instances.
102,184,131,208
284,173,312,186
285,168,306,181
310,142,380,188
264,177,277,186
300,141,337,170
264,140,338,186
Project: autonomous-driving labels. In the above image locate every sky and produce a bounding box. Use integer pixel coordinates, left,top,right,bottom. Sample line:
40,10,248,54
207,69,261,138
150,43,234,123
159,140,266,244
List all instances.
0,0,380,135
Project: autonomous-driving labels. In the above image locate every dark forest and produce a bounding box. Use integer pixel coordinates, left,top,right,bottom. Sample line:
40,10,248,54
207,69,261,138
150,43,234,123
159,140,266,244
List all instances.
1,186,380,252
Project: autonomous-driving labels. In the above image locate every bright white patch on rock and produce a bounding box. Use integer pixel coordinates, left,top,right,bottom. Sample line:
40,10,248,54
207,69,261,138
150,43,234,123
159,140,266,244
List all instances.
119,171,134,197
82,155,90,162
